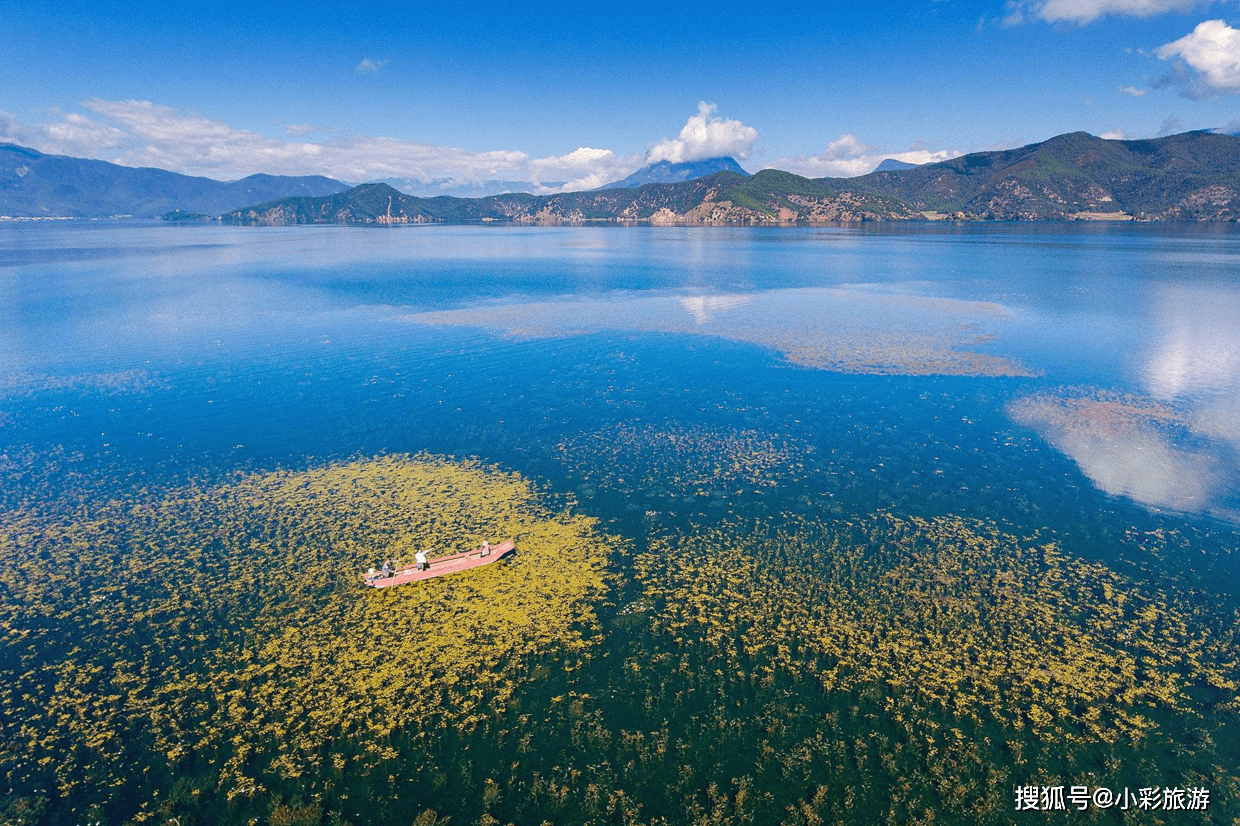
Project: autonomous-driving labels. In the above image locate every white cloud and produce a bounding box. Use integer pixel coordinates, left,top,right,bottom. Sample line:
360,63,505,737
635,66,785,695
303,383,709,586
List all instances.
41,108,127,150
1156,19,1240,96
1119,85,1147,97
528,146,642,191
1005,0,1208,24
768,134,961,178
1013,398,1219,512
645,102,758,164
1100,128,1128,139
0,98,643,193
1143,282,1240,402
355,58,388,75
0,107,126,155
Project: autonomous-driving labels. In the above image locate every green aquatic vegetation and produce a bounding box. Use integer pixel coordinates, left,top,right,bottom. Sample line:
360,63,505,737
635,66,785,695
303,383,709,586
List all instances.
0,454,610,823
1,444,1236,825
364,510,1236,825
555,423,810,499
637,513,1239,745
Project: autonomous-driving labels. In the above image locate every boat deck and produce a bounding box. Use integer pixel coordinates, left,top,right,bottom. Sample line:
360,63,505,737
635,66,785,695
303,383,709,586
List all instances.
364,540,515,588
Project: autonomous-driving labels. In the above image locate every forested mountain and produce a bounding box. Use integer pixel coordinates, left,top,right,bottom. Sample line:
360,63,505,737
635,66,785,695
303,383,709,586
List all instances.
855,130,1240,220
10,130,1240,223
226,131,1240,224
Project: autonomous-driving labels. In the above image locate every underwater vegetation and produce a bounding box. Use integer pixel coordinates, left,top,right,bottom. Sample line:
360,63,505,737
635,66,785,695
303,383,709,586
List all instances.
555,423,810,502
1,444,1237,825
604,513,1240,824
0,454,610,824
293,511,1236,825
637,514,1239,745
0,369,168,401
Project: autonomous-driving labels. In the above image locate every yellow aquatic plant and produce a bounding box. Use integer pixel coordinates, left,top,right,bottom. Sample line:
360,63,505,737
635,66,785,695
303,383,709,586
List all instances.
0,454,611,818
636,513,1239,745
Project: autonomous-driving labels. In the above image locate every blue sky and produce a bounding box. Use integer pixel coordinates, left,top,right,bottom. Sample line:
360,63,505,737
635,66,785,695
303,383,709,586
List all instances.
1,0,1238,189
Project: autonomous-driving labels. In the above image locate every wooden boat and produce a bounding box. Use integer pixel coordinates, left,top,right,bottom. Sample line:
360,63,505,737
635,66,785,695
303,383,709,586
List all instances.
363,540,515,588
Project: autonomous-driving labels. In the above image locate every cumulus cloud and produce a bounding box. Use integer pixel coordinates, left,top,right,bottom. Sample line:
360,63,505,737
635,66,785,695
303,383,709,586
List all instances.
355,58,388,75
42,108,127,150
1,106,123,156
1156,19,1240,96
1006,281,1240,522
528,146,642,191
645,102,758,164
769,134,961,178
0,98,644,193
1005,0,1208,25
1119,85,1147,96
1100,128,1128,139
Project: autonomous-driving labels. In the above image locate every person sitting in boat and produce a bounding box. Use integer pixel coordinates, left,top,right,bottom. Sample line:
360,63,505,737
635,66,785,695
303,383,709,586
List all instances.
415,549,429,571
481,540,490,556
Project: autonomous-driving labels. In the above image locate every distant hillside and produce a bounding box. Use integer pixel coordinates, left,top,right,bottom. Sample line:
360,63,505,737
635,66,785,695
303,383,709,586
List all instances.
221,130,1240,225
599,157,749,189
0,143,349,218
226,182,451,225
855,131,1240,220
873,159,919,172
225,170,921,226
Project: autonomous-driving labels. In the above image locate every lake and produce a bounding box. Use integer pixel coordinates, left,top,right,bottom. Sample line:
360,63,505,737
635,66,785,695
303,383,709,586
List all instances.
1,221,1237,825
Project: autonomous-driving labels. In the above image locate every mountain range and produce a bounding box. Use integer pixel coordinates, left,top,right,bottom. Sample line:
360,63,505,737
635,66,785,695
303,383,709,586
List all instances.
598,157,750,189
873,158,920,172
857,130,1240,220
224,131,1240,225
222,170,921,226
0,143,349,218
5,130,1240,223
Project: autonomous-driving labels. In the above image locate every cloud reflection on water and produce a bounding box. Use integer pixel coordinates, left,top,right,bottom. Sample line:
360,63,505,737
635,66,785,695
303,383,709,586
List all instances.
1143,283,1240,402
1011,277,1240,521
408,287,1034,377
1009,391,1239,522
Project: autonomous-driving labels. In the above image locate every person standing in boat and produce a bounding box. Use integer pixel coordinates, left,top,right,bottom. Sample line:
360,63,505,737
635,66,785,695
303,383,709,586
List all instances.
415,549,429,571
381,559,392,577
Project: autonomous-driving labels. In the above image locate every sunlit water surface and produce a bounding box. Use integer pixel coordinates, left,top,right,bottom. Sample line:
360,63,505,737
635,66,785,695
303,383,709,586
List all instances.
2,220,1239,823
4,221,1239,539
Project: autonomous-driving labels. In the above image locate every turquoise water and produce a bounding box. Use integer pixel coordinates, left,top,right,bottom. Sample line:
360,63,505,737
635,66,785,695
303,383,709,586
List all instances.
2,221,1239,824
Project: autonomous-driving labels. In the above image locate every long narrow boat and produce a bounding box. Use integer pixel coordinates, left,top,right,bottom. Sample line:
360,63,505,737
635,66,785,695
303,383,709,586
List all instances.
363,540,515,588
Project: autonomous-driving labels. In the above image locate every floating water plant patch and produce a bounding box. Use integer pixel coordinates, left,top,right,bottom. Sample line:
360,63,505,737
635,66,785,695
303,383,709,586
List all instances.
0,454,610,823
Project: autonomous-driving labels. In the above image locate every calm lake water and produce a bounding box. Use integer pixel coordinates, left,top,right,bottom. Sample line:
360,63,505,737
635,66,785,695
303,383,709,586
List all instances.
2,220,1239,824
4,221,1238,548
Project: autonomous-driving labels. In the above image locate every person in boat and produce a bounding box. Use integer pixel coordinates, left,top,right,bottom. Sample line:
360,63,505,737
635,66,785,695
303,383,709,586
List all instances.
415,549,429,571
381,560,392,577
481,540,490,556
